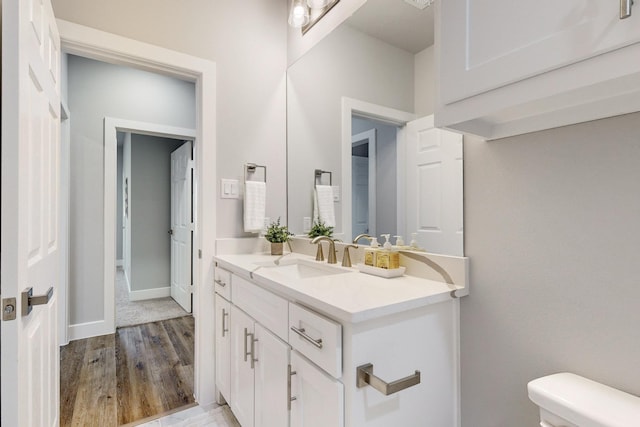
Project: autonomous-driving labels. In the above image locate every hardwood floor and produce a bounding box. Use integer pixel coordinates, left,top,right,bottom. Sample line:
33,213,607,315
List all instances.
61,316,195,426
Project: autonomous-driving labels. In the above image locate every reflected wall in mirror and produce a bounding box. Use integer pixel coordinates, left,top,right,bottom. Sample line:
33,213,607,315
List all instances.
287,0,464,256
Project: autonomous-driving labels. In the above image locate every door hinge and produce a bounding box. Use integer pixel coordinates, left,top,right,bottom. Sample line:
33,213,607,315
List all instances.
198,249,202,259
2,297,17,321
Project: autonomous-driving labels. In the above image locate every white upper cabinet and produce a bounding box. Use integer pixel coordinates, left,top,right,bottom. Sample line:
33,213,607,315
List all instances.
436,0,640,140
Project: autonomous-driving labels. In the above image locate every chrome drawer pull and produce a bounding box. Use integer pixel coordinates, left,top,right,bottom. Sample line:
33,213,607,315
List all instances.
221,308,229,337
214,279,226,287
290,326,323,349
356,363,421,396
287,364,297,410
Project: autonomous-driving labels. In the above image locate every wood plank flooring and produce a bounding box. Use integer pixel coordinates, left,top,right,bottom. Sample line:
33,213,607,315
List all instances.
61,316,195,426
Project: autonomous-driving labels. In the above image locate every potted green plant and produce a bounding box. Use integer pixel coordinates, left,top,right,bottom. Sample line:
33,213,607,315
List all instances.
307,220,334,239
264,217,293,255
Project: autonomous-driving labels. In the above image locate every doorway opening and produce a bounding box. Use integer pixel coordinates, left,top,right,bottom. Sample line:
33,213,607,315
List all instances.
116,132,194,328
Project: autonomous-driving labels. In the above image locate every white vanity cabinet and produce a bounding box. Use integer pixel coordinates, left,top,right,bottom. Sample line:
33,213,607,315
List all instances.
290,350,344,427
214,293,231,404
437,0,640,140
214,258,461,427
215,267,291,427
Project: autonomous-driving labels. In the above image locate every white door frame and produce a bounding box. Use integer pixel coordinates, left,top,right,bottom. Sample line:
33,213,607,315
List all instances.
58,20,217,405
351,129,377,239
341,97,414,241
104,119,196,328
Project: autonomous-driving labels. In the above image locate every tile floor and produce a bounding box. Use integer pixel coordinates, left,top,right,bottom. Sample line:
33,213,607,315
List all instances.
136,404,241,427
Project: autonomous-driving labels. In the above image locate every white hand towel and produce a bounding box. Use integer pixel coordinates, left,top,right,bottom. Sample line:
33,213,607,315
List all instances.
244,181,266,233
314,185,335,227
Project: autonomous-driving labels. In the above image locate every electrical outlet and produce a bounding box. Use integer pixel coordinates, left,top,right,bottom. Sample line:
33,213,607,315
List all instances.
303,217,312,232
332,185,340,202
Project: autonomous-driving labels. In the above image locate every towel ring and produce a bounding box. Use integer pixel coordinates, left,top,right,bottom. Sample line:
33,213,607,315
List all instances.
314,169,332,187
245,163,267,183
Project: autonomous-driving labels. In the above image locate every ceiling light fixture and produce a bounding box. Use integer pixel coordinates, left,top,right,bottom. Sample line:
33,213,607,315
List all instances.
289,0,340,34
404,0,435,10
288,0,310,28
307,0,330,9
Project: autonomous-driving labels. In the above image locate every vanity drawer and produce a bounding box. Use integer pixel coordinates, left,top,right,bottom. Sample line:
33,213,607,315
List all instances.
232,274,289,341
289,303,342,378
214,266,231,300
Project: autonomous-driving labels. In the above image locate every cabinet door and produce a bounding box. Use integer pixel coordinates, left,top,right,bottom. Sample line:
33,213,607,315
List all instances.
215,294,231,404
230,306,256,427
290,352,344,427
440,0,640,104
254,324,290,427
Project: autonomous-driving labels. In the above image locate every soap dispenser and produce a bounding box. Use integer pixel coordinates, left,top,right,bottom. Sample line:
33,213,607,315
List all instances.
376,234,400,269
364,237,380,267
410,233,419,249
394,235,405,248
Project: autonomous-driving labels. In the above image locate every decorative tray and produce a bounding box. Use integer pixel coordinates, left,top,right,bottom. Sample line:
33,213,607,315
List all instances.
356,264,406,278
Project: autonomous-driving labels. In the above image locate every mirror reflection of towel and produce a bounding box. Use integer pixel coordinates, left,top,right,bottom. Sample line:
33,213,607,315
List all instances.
244,181,266,233
313,185,335,227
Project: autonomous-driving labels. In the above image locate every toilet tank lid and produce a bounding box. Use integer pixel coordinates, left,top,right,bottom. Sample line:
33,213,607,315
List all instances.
528,373,640,427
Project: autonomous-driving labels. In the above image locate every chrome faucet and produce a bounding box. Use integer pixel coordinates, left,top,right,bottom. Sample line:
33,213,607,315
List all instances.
311,236,337,264
353,233,373,244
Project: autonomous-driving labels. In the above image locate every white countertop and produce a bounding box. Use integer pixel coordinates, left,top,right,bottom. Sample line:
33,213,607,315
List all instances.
214,252,462,324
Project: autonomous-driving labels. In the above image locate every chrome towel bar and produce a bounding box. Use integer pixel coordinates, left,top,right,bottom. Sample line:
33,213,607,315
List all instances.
356,363,421,396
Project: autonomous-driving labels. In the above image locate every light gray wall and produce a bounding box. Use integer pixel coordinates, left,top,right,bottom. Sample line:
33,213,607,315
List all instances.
414,45,435,117
130,134,185,292
287,24,414,234
67,55,195,325
352,117,398,238
462,112,640,426
116,144,123,261
52,0,288,238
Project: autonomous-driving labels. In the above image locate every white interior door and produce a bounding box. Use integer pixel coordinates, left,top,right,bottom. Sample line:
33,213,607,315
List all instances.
1,0,61,425
405,116,463,256
170,141,193,312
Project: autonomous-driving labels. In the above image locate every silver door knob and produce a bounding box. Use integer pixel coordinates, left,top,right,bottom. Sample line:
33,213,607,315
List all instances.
168,229,173,235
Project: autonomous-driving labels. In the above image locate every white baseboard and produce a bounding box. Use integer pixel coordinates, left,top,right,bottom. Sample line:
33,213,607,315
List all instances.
68,320,112,341
116,259,124,267
128,286,171,301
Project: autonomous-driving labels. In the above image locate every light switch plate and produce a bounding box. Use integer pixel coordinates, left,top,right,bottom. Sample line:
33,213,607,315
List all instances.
220,179,239,199
303,217,312,232
332,185,340,202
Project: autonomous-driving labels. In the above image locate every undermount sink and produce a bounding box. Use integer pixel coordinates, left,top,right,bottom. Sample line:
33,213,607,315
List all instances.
254,258,352,280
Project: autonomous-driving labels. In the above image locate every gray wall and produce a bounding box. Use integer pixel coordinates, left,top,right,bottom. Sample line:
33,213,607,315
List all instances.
130,134,185,292
462,112,640,426
67,55,195,325
53,0,288,238
352,116,398,238
116,144,123,261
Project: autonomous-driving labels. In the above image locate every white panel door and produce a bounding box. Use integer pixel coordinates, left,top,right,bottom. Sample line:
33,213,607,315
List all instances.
215,294,231,404
290,351,344,427
254,323,290,427
170,141,192,312
405,116,463,256
230,306,255,427
440,0,640,104
1,0,61,425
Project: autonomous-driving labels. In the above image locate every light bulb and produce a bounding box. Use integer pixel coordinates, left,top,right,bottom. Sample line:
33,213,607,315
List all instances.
288,2,309,27
307,0,330,9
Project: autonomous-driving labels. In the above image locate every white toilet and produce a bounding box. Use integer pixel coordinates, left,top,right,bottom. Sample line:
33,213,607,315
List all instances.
528,372,640,427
